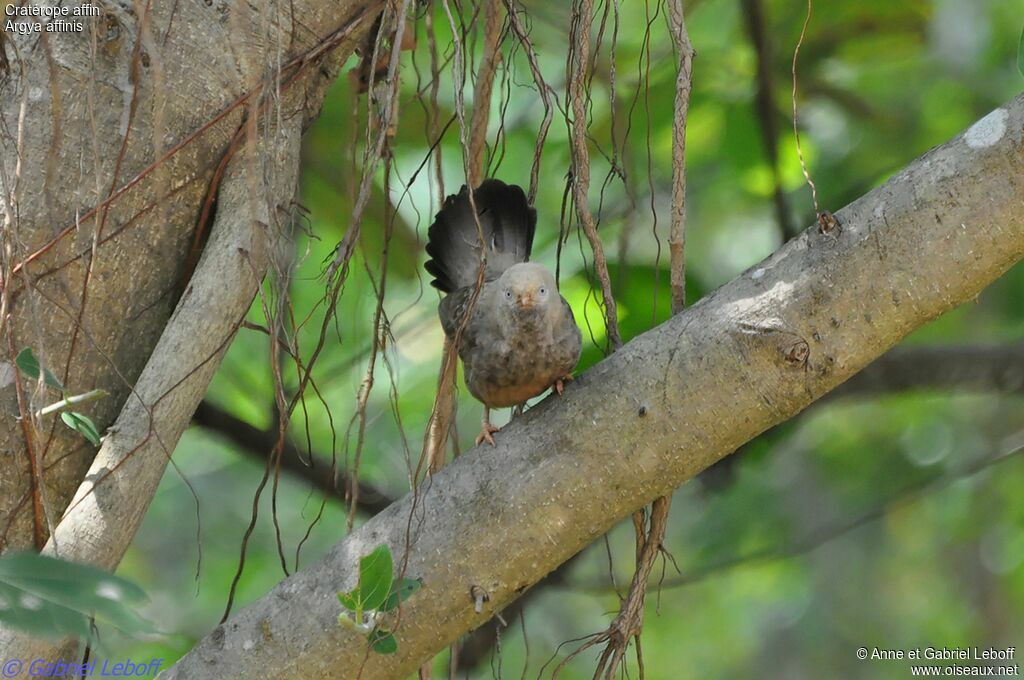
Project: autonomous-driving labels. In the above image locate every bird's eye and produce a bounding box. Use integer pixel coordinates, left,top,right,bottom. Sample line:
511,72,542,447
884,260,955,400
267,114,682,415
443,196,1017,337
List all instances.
504,289,513,300
539,286,548,296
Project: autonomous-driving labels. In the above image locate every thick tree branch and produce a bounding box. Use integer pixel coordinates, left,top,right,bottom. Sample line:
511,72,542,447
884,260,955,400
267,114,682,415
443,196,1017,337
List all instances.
194,339,1024,673
199,342,1024,505
194,398,543,676
165,98,1024,678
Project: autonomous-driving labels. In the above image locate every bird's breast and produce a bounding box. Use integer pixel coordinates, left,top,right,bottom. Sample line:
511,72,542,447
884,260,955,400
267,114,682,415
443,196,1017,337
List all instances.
460,317,577,408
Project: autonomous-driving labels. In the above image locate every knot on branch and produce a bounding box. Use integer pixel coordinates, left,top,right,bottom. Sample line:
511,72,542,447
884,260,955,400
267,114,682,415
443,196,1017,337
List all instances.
817,210,841,236
782,337,810,367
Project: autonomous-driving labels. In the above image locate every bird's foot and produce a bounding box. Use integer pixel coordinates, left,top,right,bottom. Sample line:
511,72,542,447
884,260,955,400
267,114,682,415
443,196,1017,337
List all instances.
475,422,500,447
553,373,574,396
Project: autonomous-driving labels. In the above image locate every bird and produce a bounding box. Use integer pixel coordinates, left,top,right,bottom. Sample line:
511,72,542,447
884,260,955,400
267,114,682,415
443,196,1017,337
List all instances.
424,179,582,446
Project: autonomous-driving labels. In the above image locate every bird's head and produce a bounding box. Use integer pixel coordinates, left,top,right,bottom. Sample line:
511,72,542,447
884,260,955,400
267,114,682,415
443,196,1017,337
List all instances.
496,263,557,319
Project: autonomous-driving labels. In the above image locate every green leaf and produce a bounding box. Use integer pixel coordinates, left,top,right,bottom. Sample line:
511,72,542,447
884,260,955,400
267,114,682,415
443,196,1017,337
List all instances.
15,347,64,391
357,545,393,612
61,412,101,447
380,577,421,612
0,581,92,639
369,629,397,655
1018,27,1024,78
337,591,360,612
0,552,152,639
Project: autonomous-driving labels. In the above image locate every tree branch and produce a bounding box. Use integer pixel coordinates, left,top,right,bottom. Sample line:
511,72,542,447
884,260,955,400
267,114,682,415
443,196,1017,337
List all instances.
164,97,1024,678
833,343,1024,398
194,398,575,676
192,400,394,515
194,339,1024,673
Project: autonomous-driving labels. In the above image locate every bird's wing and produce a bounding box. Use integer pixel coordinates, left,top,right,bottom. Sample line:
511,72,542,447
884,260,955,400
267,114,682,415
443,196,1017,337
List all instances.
557,294,583,358
438,285,476,339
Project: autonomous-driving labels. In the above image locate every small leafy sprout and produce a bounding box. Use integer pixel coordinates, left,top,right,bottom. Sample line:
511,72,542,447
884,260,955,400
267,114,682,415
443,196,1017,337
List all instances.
61,411,102,446
15,347,64,391
15,347,105,448
368,628,398,654
336,544,421,655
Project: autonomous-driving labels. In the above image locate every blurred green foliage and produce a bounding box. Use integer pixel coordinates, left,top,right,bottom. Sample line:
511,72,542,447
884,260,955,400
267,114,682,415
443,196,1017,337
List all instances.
0,552,150,641
110,0,1024,677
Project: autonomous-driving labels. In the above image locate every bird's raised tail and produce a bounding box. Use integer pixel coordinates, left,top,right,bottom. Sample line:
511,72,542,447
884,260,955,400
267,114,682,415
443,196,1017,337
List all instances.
424,179,537,293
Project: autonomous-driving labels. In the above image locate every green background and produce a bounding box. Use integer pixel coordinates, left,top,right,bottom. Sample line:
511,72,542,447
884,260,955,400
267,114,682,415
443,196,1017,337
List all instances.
106,0,1024,677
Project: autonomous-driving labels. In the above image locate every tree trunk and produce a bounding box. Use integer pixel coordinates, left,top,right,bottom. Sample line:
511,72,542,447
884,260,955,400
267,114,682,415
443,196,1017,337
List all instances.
1,0,382,670
0,0,381,549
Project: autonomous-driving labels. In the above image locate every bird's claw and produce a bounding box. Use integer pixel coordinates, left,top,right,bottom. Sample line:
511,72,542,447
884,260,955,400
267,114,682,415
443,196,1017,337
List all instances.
475,423,500,447
553,373,574,396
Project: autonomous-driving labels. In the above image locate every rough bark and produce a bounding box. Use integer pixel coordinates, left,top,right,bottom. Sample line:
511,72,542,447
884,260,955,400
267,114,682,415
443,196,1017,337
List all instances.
0,114,304,666
0,0,383,670
0,0,382,551
163,97,1024,678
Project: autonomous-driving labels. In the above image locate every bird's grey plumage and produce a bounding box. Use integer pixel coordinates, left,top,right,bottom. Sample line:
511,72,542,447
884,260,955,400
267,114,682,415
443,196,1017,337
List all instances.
425,179,582,444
